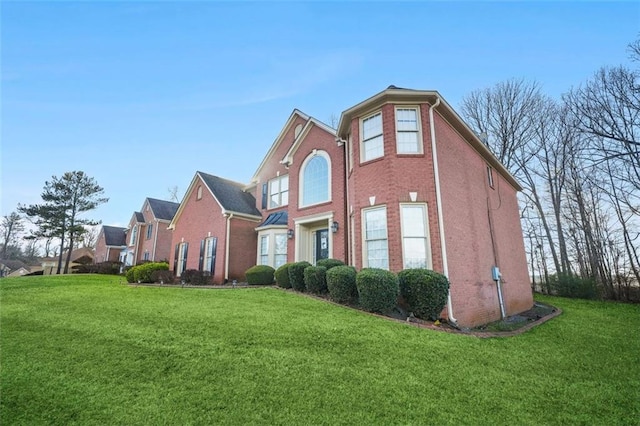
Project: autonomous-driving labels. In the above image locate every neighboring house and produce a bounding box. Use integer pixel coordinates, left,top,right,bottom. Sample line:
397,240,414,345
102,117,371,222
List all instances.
168,172,262,283
250,109,347,269
94,225,127,263
122,198,180,266
0,260,41,277
41,247,95,275
335,86,533,327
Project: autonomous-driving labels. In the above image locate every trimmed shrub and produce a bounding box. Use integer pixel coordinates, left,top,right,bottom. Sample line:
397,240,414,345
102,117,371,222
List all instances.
304,266,328,294
549,273,598,300
398,269,450,320
289,261,311,292
181,269,211,286
275,263,292,288
151,269,174,284
356,268,399,313
125,267,136,283
326,265,358,304
316,258,345,271
133,262,170,283
246,265,275,285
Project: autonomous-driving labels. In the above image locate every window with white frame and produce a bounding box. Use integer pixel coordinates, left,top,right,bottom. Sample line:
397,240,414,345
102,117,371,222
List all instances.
361,112,384,162
363,206,389,269
268,175,289,209
257,230,288,268
401,204,431,269
143,251,150,261
129,225,137,246
146,224,153,240
204,237,216,273
487,165,495,188
301,151,330,207
396,107,421,154
259,235,269,265
176,242,188,277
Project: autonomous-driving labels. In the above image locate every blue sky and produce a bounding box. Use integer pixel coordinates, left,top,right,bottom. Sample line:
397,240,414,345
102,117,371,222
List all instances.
2,1,638,231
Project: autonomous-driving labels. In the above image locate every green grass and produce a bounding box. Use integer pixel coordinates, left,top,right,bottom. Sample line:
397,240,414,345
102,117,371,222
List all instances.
1,275,639,425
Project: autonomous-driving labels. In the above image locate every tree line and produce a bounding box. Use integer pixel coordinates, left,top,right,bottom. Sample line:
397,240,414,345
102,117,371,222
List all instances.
460,38,639,301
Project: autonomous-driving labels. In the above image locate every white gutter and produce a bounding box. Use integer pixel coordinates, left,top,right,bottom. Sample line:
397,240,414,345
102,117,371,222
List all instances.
224,213,234,282
429,97,458,327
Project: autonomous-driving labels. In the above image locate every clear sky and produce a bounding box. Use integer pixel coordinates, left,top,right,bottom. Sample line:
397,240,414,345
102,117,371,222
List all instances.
2,1,638,231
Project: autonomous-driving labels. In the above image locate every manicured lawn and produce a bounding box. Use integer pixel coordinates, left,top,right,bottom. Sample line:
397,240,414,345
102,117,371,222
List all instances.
1,275,639,425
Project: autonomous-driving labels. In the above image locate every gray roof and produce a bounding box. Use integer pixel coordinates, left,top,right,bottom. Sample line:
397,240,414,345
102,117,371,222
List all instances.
257,211,288,228
134,212,145,223
102,225,127,246
198,172,261,217
147,198,180,221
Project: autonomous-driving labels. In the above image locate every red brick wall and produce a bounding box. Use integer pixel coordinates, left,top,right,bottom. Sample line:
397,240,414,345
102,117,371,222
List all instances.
288,124,347,262
153,220,174,262
94,230,108,263
228,217,260,281
435,111,533,327
347,103,443,272
170,176,230,284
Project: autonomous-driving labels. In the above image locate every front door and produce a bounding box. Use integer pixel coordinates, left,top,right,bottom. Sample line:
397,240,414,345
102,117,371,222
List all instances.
314,229,329,263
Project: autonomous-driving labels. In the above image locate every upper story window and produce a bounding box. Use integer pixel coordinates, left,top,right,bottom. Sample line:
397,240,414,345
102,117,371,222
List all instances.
396,107,422,154
196,185,203,200
146,224,153,240
129,225,137,246
300,151,330,207
361,112,384,162
268,175,289,209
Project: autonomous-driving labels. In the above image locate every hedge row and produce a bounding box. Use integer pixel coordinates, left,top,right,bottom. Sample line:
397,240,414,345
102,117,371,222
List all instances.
268,259,450,319
125,262,170,283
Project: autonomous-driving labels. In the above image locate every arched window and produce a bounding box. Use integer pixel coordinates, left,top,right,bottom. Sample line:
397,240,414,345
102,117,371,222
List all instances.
300,151,330,207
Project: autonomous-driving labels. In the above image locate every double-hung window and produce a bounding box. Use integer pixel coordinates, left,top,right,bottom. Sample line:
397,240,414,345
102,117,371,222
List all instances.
361,112,384,162
129,225,137,246
401,204,431,269
146,224,153,240
258,232,288,268
268,175,289,209
396,107,421,154
363,206,389,269
203,237,217,274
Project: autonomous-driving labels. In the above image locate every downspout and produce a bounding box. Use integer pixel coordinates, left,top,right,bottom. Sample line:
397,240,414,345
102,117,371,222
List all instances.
225,213,234,283
429,97,458,327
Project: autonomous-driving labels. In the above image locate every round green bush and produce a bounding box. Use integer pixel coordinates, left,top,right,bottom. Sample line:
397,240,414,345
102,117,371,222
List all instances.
246,264,275,285
356,268,399,313
398,269,450,320
326,265,357,304
289,261,311,292
275,263,292,288
125,267,136,283
304,266,327,294
133,262,169,283
316,258,345,270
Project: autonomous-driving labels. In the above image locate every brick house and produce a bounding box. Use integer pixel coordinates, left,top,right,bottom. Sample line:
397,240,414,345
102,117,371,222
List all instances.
335,86,533,327
168,172,262,283
163,86,532,327
122,198,180,266
94,225,127,263
250,109,347,269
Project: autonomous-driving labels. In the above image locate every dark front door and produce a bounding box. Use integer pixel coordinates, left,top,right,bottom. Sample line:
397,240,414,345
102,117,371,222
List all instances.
315,229,329,263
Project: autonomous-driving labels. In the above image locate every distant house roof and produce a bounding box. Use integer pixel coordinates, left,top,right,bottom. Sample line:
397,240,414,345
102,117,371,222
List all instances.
0,259,28,272
41,247,95,264
198,172,261,217
102,225,127,246
256,211,288,228
146,198,180,221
